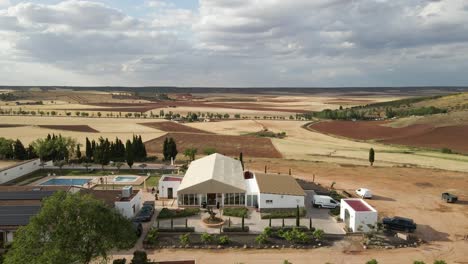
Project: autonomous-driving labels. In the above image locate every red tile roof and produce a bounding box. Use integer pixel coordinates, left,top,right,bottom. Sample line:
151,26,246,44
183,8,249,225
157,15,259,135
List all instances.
345,199,372,212
163,177,182,182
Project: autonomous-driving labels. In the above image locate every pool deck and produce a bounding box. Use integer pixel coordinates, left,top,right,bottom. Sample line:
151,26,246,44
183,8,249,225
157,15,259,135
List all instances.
32,176,99,189
30,175,146,188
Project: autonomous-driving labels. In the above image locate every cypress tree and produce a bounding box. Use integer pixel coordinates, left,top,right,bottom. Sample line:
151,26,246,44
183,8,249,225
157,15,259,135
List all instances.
85,137,92,161
27,144,37,159
13,139,27,160
369,148,375,166
76,144,82,159
239,152,244,170
125,140,134,168
168,138,178,161
296,205,300,227
163,138,169,161
138,135,147,159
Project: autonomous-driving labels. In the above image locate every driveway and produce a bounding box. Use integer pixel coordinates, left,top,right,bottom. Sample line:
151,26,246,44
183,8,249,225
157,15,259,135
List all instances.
304,190,345,235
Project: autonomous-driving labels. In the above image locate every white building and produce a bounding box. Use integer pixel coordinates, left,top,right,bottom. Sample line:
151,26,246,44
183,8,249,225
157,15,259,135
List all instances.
82,188,142,219
158,175,183,199
340,198,378,233
0,159,44,185
177,153,305,210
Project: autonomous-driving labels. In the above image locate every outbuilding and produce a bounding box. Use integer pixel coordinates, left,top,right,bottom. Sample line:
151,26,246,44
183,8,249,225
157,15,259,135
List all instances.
158,175,183,199
340,198,378,233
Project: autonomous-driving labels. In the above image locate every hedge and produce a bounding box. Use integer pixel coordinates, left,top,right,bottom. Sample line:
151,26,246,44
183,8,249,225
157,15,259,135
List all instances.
222,226,249,233
260,208,306,219
223,207,248,218
157,227,195,233
158,208,200,219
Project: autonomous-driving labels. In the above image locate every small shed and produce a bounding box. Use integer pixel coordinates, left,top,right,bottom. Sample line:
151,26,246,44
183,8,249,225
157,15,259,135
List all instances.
340,198,377,233
158,175,183,199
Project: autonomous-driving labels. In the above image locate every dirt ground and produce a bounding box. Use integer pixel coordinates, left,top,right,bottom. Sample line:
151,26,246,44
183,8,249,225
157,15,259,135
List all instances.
37,125,100,133
108,160,468,264
139,121,213,134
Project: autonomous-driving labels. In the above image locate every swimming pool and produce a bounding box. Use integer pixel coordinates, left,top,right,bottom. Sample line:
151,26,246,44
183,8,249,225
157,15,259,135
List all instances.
114,176,139,182
40,178,93,186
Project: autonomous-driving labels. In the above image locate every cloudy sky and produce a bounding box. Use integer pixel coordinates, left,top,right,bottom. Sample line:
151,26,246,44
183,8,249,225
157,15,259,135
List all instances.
0,0,467,87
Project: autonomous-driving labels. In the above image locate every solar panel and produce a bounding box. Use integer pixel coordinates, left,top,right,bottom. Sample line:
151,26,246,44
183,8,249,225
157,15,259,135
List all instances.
0,191,56,200
0,205,41,226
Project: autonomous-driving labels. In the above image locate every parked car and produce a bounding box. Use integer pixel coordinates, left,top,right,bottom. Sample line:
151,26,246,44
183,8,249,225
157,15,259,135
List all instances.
382,216,417,232
133,204,155,222
355,188,373,199
441,192,458,203
312,195,340,209
132,221,143,237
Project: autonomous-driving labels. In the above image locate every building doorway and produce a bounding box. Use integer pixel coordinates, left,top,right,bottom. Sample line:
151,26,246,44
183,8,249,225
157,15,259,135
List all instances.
344,209,351,228
167,188,173,199
207,193,216,205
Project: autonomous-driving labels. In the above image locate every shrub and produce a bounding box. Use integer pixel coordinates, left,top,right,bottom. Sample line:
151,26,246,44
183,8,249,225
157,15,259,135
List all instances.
158,208,200,219
441,148,453,154
413,261,425,264
366,259,378,264
433,261,446,264
280,228,310,244
179,233,190,246
263,227,273,237
255,233,269,244
260,208,306,219
223,207,248,218
113,259,126,264
312,229,324,240
218,235,230,245
145,228,159,245
200,233,214,244
222,226,249,233
157,227,195,233
131,251,149,264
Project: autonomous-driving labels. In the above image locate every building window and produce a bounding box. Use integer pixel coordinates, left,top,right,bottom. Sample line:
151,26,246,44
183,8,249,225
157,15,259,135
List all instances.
266,200,273,204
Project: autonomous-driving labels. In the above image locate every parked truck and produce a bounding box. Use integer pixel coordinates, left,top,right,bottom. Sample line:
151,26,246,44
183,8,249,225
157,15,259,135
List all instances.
441,192,458,203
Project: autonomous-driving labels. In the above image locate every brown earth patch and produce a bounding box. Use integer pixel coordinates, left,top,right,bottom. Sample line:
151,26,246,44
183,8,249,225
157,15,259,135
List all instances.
67,101,308,113
309,121,468,154
0,124,27,128
308,121,432,140
381,125,468,154
139,121,213,134
145,132,282,158
38,125,99,133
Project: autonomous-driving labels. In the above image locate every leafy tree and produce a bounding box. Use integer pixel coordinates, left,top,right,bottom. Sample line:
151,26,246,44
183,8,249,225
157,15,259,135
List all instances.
433,261,446,264
125,140,134,168
26,144,37,159
13,139,27,160
0,137,14,159
365,259,378,264
183,148,197,161
203,147,216,155
31,134,76,162
369,148,375,166
3,191,136,264
114,162,124,172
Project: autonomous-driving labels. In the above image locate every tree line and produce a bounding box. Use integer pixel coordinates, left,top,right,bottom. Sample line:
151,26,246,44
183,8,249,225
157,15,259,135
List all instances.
0,138,36,160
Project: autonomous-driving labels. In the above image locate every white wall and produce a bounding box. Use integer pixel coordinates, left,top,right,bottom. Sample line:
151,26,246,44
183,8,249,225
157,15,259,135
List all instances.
158,175,182,198
115,191,142,218
0,159,42,184
340,199,378,233
259,193,305,210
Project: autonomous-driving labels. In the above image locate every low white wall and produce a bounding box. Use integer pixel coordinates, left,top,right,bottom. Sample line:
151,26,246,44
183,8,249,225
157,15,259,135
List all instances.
115,191,142,218
259,193,305,209
0,159,42,184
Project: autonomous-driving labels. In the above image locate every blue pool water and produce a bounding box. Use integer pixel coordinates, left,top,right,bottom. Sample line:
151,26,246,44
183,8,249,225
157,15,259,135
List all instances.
40,178,92,186
114,176,138,182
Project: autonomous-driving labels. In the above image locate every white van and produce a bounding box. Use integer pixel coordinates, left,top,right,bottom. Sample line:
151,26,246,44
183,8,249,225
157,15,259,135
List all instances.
355,188,373,199
312,195,340,209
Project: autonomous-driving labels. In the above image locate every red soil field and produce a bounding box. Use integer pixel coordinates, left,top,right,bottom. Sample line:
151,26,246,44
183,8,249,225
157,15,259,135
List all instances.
145,132,282,158
382,125,468,154
68,101,308,113
139,121,213,134
0,124,27,128
308,121,432,140
308,121,468,153
38,125,99,133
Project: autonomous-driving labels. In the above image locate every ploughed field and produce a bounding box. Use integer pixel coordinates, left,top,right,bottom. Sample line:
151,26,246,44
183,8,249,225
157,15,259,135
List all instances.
139,121,213,134
144,132,282,158
37,125,99,133
308,121,468,154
